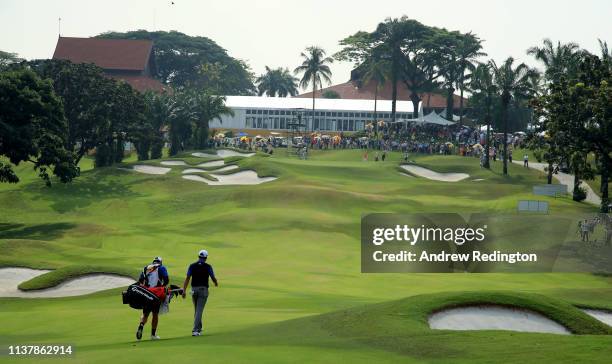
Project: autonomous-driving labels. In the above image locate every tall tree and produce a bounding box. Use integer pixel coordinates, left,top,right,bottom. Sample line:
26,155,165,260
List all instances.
97,30,256,95
455,33,486,123
337,17,432,121
598,39,611,72
294,46,333,130
402,24,441,119
256,66,299,97
434,30,463,120
30,60,116,164
30,60,147,167
361,60,389,122
0,68,78,185
468,63,497,169
436,31,485,121
490,57,536,175
143,92,175,159
186,92,234,149
527,39,580,83
0,50,23,70
168,91,194,156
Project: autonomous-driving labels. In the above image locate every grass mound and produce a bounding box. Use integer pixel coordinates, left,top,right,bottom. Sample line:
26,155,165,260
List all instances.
17,265,138,291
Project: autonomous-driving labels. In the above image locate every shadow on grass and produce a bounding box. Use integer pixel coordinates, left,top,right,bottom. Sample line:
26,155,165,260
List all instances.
23,169,142,213
0,222,76,240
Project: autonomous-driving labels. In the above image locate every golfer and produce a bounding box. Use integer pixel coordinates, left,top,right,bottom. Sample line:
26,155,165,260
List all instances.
182,250,218,336
136,256,169,340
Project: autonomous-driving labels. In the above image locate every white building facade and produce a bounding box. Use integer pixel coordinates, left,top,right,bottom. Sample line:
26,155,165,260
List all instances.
211,96,416,133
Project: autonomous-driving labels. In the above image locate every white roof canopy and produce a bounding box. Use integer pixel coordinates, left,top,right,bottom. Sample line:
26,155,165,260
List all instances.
224,96,415,113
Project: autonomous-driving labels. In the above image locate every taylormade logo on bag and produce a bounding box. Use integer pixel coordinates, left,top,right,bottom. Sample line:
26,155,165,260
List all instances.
372,224,488,246
130,286,155,302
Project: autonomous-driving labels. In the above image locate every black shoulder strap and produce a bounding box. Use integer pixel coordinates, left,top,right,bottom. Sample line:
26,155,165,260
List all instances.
142,266,148,285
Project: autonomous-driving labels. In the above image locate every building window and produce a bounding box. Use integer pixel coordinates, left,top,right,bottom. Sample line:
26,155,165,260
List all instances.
257,117,262,128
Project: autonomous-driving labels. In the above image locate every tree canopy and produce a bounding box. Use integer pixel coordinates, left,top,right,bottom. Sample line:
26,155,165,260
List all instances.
336,17,484,120
29,60,146,166
256,66,299,97
0,68,78,185
97,30,256,95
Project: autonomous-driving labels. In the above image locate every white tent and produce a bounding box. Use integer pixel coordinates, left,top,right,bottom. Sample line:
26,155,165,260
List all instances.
437,109,461,122
423,111,456,126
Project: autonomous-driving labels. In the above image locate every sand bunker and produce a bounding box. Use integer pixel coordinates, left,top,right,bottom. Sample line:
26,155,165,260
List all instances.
0,267,134,298
183,170,276,186
131,165,171,175
160,160,187,166
401,165,469,182
192,149,255,158
216,149,255,158
581,309,612,327
183,166,239,175
182,168,206,174
192,152,215,158
428,305,571,335
197,160,225,168
212,165,239,172
473,179,485,182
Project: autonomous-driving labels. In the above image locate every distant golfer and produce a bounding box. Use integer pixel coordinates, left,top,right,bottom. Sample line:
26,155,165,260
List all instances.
523,154,529,167
136,256,169,340
182,250,218,336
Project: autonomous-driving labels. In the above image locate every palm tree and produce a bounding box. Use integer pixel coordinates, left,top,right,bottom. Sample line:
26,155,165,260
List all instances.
256,66,299,97
189,92,234,149
373,18,408,123
373,17,428,122
456,33,486,123
437,31,485,121
361,60,388,123
490,57,536,175
469,63,496,169
294,46,333,131
527,39,580,83
598,39,611,71
143,91,177,159
403,52,440,119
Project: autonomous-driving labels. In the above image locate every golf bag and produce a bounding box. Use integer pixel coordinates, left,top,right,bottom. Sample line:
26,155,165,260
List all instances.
122,284,184,312
122,284,161,310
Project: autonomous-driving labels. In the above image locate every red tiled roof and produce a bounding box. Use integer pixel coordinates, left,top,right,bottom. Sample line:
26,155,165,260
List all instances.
52,37,153,71
108,74,166,93
297,80,466,109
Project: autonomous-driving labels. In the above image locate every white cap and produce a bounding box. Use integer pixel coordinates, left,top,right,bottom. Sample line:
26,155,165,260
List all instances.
153,256,162,263
198,250,208,258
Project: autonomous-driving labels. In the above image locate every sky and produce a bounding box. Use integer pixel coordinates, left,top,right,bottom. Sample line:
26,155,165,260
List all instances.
1,0,610,91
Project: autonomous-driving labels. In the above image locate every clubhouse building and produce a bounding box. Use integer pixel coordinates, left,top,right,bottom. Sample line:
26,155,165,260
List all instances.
213,75,466,135
50,36,464,135
211,96,418,135
52,36,166,93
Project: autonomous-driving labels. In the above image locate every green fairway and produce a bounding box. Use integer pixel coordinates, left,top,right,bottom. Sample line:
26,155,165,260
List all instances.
1,149,611,363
